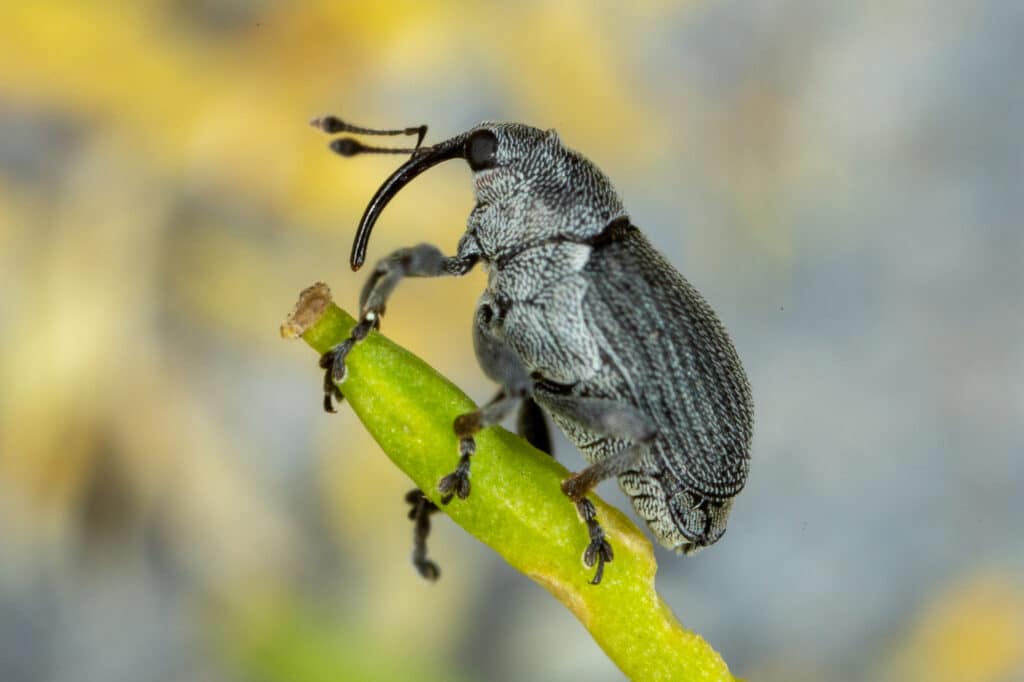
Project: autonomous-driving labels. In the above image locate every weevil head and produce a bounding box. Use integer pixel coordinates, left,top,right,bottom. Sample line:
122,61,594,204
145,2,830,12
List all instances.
463,123,628,258
348,122,626,269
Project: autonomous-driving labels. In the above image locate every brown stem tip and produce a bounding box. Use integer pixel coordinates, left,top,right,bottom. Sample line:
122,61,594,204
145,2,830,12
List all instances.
280,282,333,339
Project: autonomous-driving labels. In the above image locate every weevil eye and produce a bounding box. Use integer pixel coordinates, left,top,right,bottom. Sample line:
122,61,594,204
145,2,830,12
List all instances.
466,129,498,171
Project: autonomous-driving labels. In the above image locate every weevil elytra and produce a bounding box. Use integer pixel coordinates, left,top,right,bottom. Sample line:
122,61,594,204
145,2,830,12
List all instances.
312,116,753,584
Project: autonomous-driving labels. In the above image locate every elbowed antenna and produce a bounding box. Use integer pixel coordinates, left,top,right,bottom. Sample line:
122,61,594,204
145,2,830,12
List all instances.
310,115,470,269
329,137,421,157
310,115,428,149
348,133,468,270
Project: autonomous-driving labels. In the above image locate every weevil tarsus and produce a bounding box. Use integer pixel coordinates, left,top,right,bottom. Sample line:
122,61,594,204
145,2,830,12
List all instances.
405,488,441,581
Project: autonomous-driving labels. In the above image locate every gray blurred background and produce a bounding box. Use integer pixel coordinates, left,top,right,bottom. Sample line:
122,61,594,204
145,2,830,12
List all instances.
1,1,1022,681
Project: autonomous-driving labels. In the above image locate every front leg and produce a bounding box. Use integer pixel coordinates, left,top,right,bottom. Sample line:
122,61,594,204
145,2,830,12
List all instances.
320,243,477,412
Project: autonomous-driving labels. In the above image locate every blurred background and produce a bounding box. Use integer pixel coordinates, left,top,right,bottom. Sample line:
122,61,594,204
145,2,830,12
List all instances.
1,1,1022,681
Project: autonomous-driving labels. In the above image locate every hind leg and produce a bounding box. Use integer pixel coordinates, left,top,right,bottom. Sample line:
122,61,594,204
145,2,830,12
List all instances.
542,395,656,584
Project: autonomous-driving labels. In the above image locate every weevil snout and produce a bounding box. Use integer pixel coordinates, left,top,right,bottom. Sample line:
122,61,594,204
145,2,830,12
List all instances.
312,117,562,269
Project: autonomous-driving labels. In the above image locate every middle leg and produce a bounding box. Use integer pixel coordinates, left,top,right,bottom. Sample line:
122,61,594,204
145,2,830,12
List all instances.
405,488,441,580
437,303,536,503
438,389,527,503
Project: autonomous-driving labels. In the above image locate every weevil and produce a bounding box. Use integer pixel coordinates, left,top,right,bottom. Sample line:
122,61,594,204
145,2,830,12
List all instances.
312,115,754,584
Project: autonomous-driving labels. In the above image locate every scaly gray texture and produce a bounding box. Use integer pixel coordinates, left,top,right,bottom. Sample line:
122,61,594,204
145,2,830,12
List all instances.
458,123,754,552
322,119,754,570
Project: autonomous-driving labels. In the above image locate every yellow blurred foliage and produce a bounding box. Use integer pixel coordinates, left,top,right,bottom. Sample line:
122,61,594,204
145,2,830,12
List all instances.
878,572,1024,682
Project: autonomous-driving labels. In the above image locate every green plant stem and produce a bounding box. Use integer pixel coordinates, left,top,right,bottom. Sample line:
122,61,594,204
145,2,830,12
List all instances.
282,283,737,682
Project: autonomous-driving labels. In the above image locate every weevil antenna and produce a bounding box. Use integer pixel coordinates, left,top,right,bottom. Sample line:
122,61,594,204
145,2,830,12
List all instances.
329,138,426,157
311,115,428,149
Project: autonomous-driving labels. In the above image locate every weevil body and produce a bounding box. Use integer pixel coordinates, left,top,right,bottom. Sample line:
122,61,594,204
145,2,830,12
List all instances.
313,117,753,584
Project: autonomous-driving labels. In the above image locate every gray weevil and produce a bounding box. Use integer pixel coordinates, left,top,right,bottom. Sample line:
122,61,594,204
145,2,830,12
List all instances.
312,116,754,584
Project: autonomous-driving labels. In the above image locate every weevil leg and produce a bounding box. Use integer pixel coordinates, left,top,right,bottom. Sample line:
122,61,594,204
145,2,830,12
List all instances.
405,488,441,580
542,395,656,584
438,310,535,502
320,243,478,412
573,497,613,585
320,360,345,412
517,397,553,457
561,443,646,584
439,389,526,503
